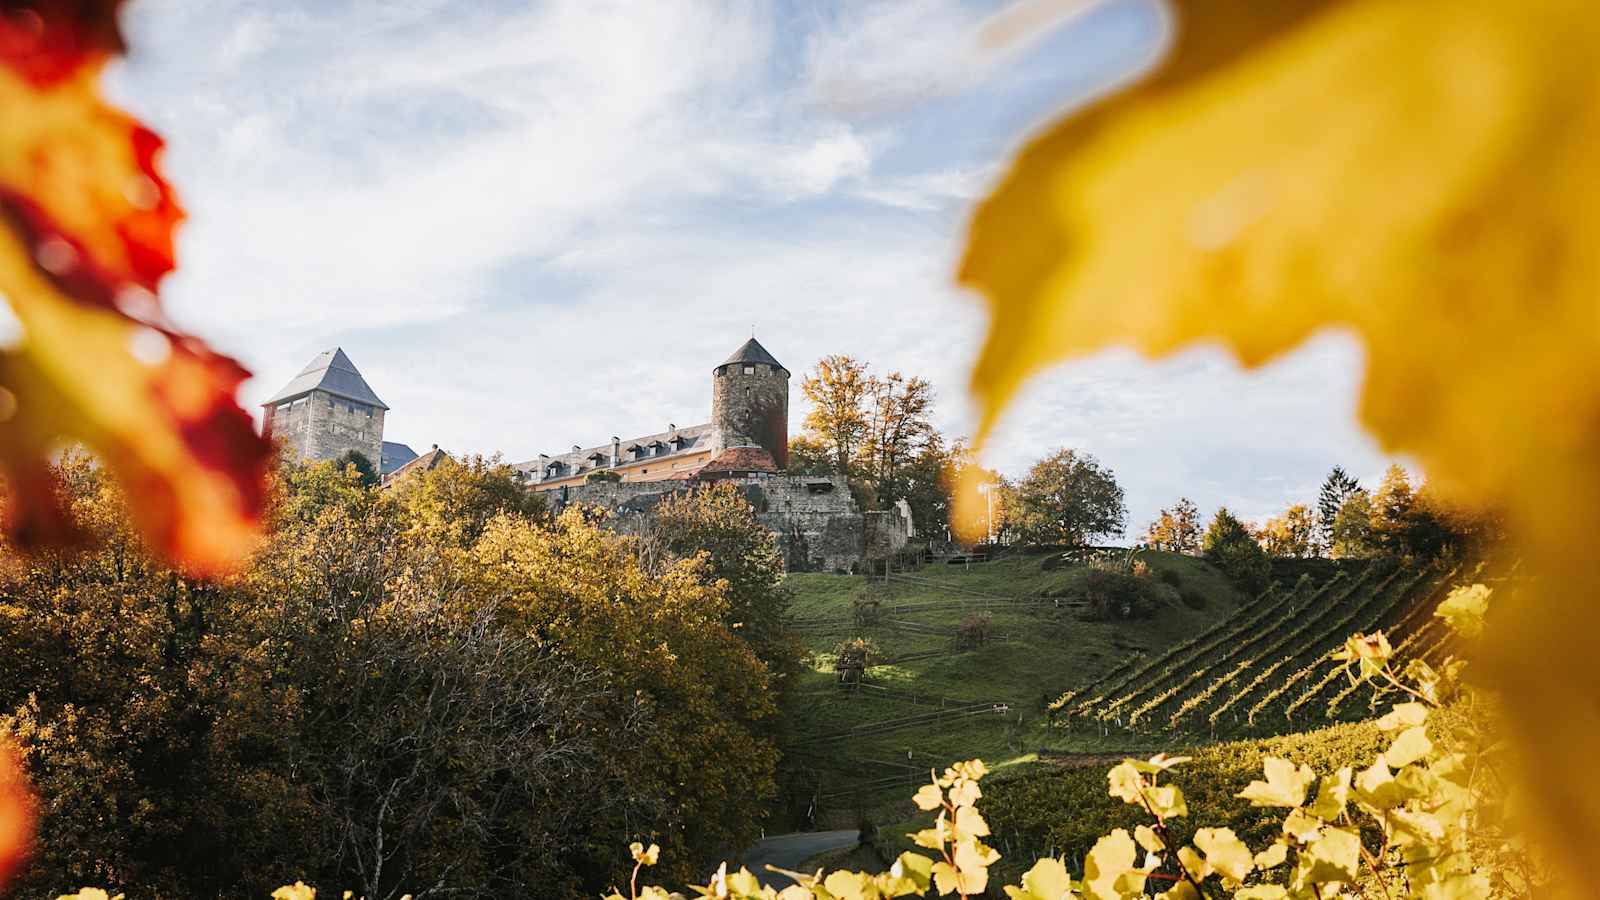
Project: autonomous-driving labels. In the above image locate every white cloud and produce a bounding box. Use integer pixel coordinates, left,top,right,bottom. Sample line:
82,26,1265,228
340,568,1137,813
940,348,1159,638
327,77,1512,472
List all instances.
855,165,997,211
98,0,1396,534
779,130,874,195
802,0,988,117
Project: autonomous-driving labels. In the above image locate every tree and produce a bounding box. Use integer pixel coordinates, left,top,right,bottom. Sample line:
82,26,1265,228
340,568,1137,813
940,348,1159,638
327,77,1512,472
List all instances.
473,511,779,888
1330,490,1378,558
0,457,781,899
1316,466,1361,552
1144,497,1202,554
1011,448,1127,546
799,355,872,475
635,482,803,699
385,453,545,549
336,448,379,486
1370,464,1416,555
859,372,935,503
1203,506,1270,594
1259,502,1317,557
785,434,833,475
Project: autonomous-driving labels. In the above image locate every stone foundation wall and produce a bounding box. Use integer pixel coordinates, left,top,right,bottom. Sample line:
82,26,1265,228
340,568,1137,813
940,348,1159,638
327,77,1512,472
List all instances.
864,505,912,560
545,473,865,573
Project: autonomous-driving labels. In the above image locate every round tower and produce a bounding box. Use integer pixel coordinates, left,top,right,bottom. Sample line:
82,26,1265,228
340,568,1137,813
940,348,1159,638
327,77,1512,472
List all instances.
711,337,790,469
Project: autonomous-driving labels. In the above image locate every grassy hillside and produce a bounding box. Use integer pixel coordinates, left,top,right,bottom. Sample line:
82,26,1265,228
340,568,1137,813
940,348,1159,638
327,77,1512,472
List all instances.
776,549,1484,832
777,551,1246,829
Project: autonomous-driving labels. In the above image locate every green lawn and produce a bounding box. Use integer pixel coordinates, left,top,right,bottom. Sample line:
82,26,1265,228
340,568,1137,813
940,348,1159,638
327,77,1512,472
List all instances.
776,552,1250,829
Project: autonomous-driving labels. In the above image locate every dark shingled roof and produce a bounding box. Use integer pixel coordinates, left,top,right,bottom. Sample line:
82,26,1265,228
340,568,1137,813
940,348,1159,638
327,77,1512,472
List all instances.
719,337,785,372
379,441,418,476
264,348,389,409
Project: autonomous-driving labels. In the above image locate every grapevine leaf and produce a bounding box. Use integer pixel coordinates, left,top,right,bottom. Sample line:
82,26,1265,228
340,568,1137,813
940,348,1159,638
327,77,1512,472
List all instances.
1006,857,1073,900
1375,703,1429,733
1144,783,1187,820
1193,828,1253,883
1082,829,1139,900
1253,842,1288,870
1280,809,1321,844
1106,762,1144,805
1385,726,1433,768
823,870,870,900
1305,766,1351,821
953,805,990,840
913,784,944,811
1237,758,1314,808
1298,826,1360,886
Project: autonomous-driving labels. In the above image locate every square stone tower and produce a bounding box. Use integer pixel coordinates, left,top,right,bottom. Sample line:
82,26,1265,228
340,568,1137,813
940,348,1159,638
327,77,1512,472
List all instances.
261,348,387,468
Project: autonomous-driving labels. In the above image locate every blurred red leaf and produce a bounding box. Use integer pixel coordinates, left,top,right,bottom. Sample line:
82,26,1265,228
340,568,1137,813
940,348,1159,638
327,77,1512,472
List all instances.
0,746,31,889
0,0,271,572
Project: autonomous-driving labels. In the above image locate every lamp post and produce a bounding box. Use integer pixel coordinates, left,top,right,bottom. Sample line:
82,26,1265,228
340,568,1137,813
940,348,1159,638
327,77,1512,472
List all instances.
976,482,995,544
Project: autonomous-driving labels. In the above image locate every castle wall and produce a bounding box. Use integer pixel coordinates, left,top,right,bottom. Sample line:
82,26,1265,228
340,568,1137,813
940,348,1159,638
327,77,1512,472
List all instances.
267,392,384,467
864,506,912,560
711,363,788,468
545,473,865,573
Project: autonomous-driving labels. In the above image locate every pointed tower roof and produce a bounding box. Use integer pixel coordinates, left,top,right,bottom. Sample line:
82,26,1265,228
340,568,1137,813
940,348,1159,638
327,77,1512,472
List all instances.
719,337,785,373
263,347,389,409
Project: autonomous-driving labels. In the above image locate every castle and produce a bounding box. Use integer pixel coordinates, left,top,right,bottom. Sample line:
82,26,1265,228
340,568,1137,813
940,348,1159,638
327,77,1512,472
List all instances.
263,339,907,572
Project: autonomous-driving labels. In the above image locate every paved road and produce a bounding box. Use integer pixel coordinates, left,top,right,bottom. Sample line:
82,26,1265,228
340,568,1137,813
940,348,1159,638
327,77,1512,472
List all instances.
735,830,860,888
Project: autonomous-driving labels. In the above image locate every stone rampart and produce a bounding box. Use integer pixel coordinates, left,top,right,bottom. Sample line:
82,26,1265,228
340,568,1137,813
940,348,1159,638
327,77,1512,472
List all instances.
545,473,865,573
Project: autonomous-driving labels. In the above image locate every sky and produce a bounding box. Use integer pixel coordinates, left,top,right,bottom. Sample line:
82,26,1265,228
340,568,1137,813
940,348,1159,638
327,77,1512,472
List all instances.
104,0,1393,530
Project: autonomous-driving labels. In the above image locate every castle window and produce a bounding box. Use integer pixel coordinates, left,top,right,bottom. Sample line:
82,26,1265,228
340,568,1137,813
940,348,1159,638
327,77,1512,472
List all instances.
743,365,755,375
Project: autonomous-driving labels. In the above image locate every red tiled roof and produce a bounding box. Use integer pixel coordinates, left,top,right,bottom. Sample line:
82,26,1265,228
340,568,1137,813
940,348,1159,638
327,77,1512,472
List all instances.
696,446,778,476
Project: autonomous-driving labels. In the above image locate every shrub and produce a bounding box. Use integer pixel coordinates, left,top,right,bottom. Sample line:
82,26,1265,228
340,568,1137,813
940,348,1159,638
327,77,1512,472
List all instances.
1179,585,1208,609
833,637,879,682
954,614,993,650
585,469,622,483
1157,566,1183,588
1083,570,1155,620
851,589,885,627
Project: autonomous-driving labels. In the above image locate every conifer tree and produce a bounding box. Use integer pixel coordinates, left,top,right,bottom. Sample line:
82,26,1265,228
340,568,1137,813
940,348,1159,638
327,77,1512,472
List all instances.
1315,465,1361,552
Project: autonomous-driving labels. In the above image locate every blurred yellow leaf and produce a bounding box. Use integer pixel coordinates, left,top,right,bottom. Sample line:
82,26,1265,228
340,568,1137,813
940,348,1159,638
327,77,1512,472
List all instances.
958,0,1600,887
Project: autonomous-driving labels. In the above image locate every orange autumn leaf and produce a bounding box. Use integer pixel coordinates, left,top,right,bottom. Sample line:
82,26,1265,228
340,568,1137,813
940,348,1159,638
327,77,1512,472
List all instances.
0,746,30,887
0,0,271,573
957,0,1600,891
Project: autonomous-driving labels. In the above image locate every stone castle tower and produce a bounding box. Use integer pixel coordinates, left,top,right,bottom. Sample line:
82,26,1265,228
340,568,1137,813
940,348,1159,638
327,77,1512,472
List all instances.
262,348,388,468
710,337,789,469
